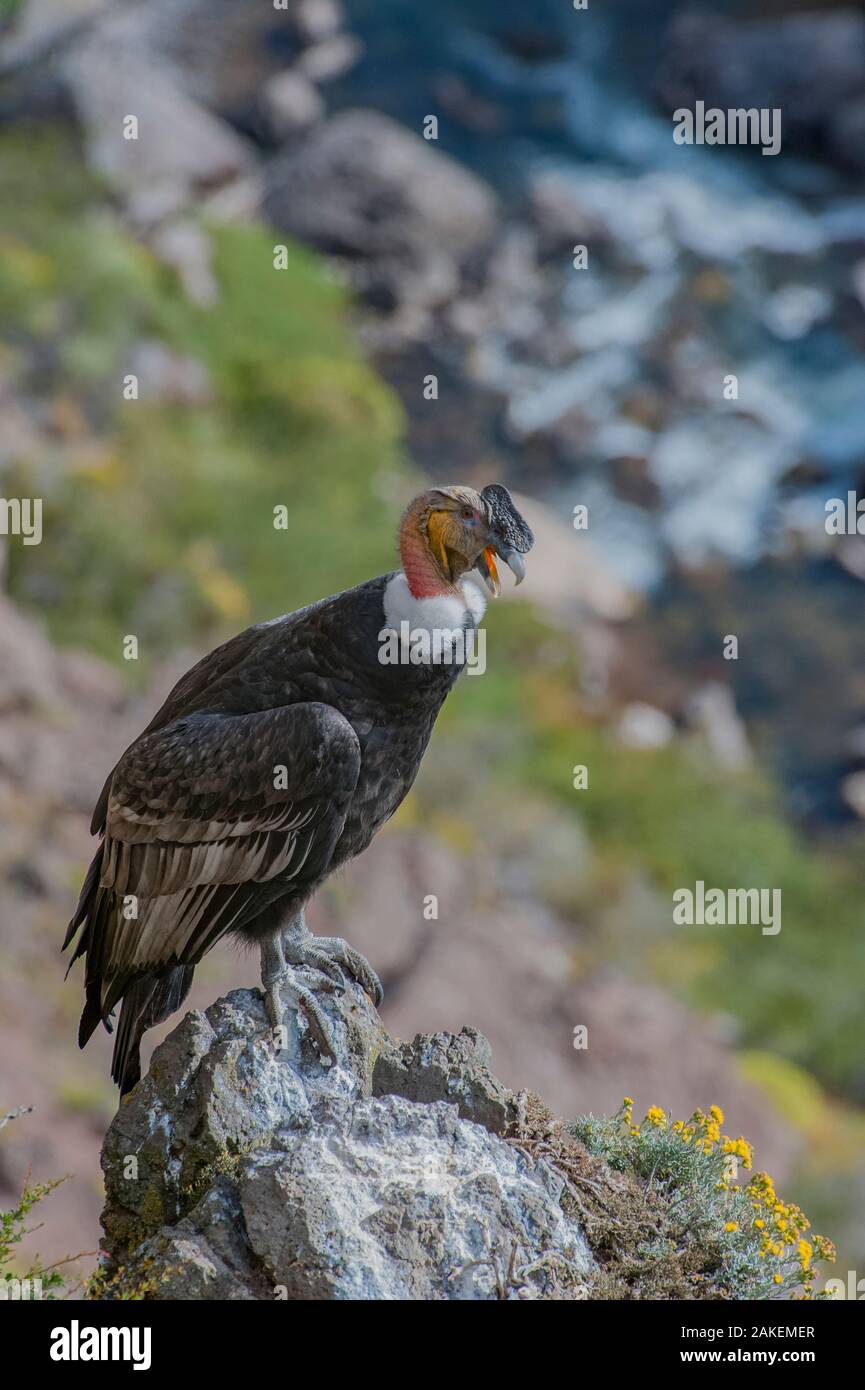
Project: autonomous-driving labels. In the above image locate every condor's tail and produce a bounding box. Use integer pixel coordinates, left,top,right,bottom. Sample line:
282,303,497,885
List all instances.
110,966,195,1094
63,846,194,1094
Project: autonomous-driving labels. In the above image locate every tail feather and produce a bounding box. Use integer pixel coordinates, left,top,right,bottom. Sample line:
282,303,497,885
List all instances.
111,966,195,1094
63,847,103,959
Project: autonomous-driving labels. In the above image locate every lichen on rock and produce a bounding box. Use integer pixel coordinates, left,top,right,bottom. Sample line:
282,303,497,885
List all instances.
97,983,593,1300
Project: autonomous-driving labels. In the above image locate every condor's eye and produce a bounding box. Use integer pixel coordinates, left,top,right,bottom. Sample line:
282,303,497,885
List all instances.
461,507,474,521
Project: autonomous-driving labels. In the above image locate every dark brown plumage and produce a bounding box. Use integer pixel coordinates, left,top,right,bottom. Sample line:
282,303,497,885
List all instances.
65,485,533,1092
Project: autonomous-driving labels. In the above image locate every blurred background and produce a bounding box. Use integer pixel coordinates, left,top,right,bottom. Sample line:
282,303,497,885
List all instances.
2,0,865,1292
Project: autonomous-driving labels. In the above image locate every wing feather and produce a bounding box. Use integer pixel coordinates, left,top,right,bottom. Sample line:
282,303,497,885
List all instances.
68,701,361,1039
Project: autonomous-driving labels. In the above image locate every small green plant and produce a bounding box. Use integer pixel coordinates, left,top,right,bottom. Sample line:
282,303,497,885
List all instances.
0,1107,90,1299
1,1177,69,1298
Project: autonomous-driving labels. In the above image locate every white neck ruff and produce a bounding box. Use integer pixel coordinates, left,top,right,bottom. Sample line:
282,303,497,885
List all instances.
382,572,487,634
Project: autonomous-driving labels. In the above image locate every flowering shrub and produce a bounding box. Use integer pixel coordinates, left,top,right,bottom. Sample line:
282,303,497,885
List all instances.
571,1099,835,1300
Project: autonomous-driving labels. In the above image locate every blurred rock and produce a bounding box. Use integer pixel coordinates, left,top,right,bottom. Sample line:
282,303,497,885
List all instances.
656,9,865,173
685,683,751,772
0,0,103,69
62,37,255,214
295,0,345,44
0,594,60,713
68,1,298,114
841,770,865,819
261,69,324,138
505,490,639,623
201,171,266,224
263,110,497,316
148,222,219,308
617,702,675,750
128,340,212,406
99,986,592,1300
297,32,361,84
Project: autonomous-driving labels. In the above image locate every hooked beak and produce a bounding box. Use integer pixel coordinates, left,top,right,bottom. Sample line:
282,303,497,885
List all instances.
475,543,525,597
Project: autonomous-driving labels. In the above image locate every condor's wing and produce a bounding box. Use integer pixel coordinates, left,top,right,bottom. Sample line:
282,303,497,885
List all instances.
66,701,360,1043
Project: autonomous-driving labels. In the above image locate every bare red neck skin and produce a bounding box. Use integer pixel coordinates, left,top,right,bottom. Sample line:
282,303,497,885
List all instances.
399,515,454,599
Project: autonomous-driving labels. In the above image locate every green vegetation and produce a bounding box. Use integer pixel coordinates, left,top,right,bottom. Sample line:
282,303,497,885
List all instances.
1,126,406,666
1,1174,68,1299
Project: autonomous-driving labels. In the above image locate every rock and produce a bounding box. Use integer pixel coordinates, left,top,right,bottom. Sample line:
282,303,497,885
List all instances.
262,110,498,315
373,1027,517,1135
841,770,865,819
0,594,61,713
261,69,325,138
655,10,865,173
127,340,212,406
617,703,675,750
296,32,362,84
504,491,639,623
98,984,593,1300
148,222,220,308
61,35,255,216
685,683,751,772
0,0,103,71
43,1,300,114
295,0,346,44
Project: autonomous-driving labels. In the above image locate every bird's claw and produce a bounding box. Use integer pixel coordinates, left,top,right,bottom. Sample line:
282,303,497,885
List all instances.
293,983,338,1061
283,927,383,1008
260,960,337,1062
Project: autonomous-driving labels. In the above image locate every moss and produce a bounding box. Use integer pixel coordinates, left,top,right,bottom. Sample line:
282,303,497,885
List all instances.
88,1246,177,1301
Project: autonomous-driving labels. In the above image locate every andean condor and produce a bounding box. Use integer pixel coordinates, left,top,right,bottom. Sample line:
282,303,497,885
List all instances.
64,484,533,1093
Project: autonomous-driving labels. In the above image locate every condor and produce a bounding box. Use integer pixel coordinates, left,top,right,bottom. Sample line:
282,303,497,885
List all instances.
65,484,532,1092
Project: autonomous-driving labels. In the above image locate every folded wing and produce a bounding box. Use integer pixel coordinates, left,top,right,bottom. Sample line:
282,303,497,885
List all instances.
66,701,361,1049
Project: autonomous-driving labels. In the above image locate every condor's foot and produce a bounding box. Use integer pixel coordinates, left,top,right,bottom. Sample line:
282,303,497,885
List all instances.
282,915,384,1008
258,933,337,1062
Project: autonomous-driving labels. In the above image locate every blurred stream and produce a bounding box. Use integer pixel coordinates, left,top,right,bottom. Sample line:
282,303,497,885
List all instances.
335,0,865,827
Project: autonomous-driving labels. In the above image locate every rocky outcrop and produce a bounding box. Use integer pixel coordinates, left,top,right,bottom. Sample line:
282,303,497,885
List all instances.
263,110,498,323
98,983,593,1300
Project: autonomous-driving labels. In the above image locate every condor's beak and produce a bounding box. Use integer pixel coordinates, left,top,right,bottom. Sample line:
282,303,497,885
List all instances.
478,546,501,597
475,544,525,597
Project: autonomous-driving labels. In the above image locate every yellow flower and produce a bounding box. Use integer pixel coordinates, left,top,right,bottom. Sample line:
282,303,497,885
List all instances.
710,1104,724,1124
646,1105,667,1128
798,1241,812,1270
724,1222,738,1233
774,1273,783,1285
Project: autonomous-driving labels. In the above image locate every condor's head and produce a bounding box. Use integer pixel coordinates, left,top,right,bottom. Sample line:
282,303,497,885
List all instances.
399,484,534,600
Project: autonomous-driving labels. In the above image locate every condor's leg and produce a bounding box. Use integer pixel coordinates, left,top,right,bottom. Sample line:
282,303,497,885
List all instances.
258,929,337,1061
281,910,383,1008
